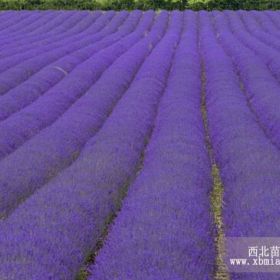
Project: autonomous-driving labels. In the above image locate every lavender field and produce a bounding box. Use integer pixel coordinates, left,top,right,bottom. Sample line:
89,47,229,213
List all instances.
0,9,280,280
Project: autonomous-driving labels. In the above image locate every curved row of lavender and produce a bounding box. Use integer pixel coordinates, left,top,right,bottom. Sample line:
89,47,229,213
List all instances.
214,11,280,150
0,12,140,127
0,12,132,93
200,11,280,280
0,12,124,121
0,12,108,60
0,11,100,47
1,10,280,280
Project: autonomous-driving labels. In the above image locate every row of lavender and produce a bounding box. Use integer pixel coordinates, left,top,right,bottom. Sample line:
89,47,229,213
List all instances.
90,11,215,280
1,10,280,279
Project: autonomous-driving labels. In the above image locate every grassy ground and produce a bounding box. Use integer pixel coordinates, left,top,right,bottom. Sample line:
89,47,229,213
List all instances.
200,57,229,279
211,165,229,280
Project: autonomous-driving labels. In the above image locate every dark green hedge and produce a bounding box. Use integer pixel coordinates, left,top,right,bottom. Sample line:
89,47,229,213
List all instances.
0,0,280,10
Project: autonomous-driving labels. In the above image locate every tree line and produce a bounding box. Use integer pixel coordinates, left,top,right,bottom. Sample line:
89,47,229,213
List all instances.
0,0,280,11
